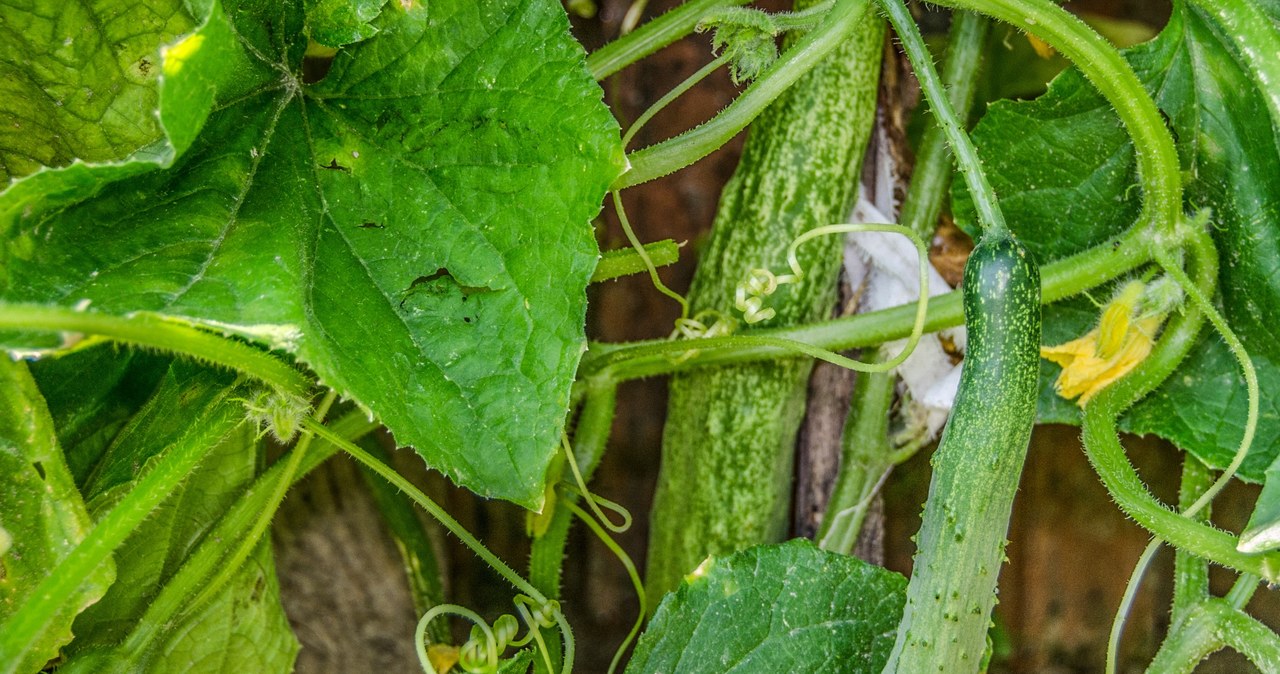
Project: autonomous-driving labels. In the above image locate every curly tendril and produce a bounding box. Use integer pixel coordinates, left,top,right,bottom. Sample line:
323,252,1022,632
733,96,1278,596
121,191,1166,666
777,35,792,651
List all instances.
413,596,564,674
724,223,932,373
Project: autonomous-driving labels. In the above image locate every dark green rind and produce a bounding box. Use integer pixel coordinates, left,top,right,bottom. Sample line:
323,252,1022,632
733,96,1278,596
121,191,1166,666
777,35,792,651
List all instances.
883,234,1041,673
643,5,884,603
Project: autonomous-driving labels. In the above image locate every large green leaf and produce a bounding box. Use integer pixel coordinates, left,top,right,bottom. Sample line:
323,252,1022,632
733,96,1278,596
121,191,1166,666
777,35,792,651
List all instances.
65,416,297,673
0,0,623,506
954,3,1280,481
29,343,170,487
626,540,906,674
0,357,114,673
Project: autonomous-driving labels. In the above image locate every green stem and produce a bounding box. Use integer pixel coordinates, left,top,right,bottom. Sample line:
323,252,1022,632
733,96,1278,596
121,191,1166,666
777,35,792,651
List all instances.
817,348,895,554
300,418,549,605
1225,573,1259,610
592,240,681,283
879,0,1006,236
897,10,990,240
563,501,643,674
1172,456,1215,619
106,409,379,666
585,0,753,80
580,225,1153,383
0,304,311,399
0,385,244,674
188,390,338,614
935,0,1182,236
1080,233,1280,583
622,54,731,151
1187,0,1280,134
1107,540,1162,674
1153,240,1259,517
529,384,619,599
613,0,872,188
1147,599,1280,673
356,439,449,642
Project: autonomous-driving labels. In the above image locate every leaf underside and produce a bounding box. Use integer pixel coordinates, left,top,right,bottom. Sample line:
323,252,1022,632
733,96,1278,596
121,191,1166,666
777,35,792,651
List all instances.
0,0,623,506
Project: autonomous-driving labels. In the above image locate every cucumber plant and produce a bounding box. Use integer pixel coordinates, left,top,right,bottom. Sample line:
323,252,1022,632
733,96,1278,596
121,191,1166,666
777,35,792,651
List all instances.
2,0,1280,672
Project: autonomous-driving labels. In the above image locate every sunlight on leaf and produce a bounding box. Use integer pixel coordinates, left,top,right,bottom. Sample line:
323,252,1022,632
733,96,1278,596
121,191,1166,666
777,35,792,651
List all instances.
0,0,624,507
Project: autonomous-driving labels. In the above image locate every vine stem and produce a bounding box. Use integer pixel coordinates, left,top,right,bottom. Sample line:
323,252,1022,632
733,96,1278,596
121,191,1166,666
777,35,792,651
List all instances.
933,0,1182,236
1146,599,1280,673
302,418,576,671
0,384,244,674
105,409,379,669
1080,230,1280,583
878,0,1006,237
1153,240,1259,518
613,0,872,188
187,390,338,614
897,10,989,239
563,501,644,674
301,418,547,602
1107,540,1162,674
585,0,752,80
580,224,1154,383
0,304,311,399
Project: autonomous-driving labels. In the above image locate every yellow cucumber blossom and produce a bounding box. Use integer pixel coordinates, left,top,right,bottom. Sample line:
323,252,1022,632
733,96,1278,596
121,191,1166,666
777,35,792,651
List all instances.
1041,279,1175,406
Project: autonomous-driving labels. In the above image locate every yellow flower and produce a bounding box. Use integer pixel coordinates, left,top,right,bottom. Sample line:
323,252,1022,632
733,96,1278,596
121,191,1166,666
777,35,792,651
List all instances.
427,644,460,673
1041,281,1162,406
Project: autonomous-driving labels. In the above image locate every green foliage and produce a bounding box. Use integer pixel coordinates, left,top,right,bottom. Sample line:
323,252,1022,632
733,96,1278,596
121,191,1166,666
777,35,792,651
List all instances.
0,358,114,674
627,540,906,674
4,0,1280,670
0,0,623,507
954,2,1280,481
698,8,781,84
65,421,297,673
306,0,390,47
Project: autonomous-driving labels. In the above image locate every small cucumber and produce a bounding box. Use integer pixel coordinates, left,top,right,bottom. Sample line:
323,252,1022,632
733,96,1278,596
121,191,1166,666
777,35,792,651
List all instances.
883,233,1040,673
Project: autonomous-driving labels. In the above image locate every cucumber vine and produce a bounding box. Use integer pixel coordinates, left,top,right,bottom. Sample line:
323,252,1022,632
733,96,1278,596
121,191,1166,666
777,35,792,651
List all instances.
4,0,1280,671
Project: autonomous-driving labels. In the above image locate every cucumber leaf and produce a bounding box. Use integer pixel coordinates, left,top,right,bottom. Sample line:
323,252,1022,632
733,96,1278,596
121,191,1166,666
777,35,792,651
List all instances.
29,344,170,487
626,539,905,674
64,416,297,673
954,2,1280,482
0,0,623,507
0,357,114,673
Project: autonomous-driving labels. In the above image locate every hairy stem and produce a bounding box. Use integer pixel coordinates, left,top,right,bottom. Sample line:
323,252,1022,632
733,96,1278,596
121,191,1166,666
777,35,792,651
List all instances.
0,304,311,399
897,10,990,239
1147,599,1280,673
880,0,1006,236
1080,231,1280,582
0,385,244,673
580,225,1154,383
103,409,379,668
614,0,872,188
933,0,1182,236
586,0,752,80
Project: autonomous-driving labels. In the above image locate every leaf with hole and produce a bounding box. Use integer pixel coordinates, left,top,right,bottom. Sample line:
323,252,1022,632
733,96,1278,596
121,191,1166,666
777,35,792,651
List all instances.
0,0,624,507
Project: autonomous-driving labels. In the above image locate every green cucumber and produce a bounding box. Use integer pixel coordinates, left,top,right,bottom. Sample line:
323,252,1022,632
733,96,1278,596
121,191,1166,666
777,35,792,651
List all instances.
643,1,884,602
883,233,1040,673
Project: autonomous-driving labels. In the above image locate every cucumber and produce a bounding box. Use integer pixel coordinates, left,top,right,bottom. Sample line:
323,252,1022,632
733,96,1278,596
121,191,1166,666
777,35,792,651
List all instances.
643,2,884,602
883,233,1041,673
